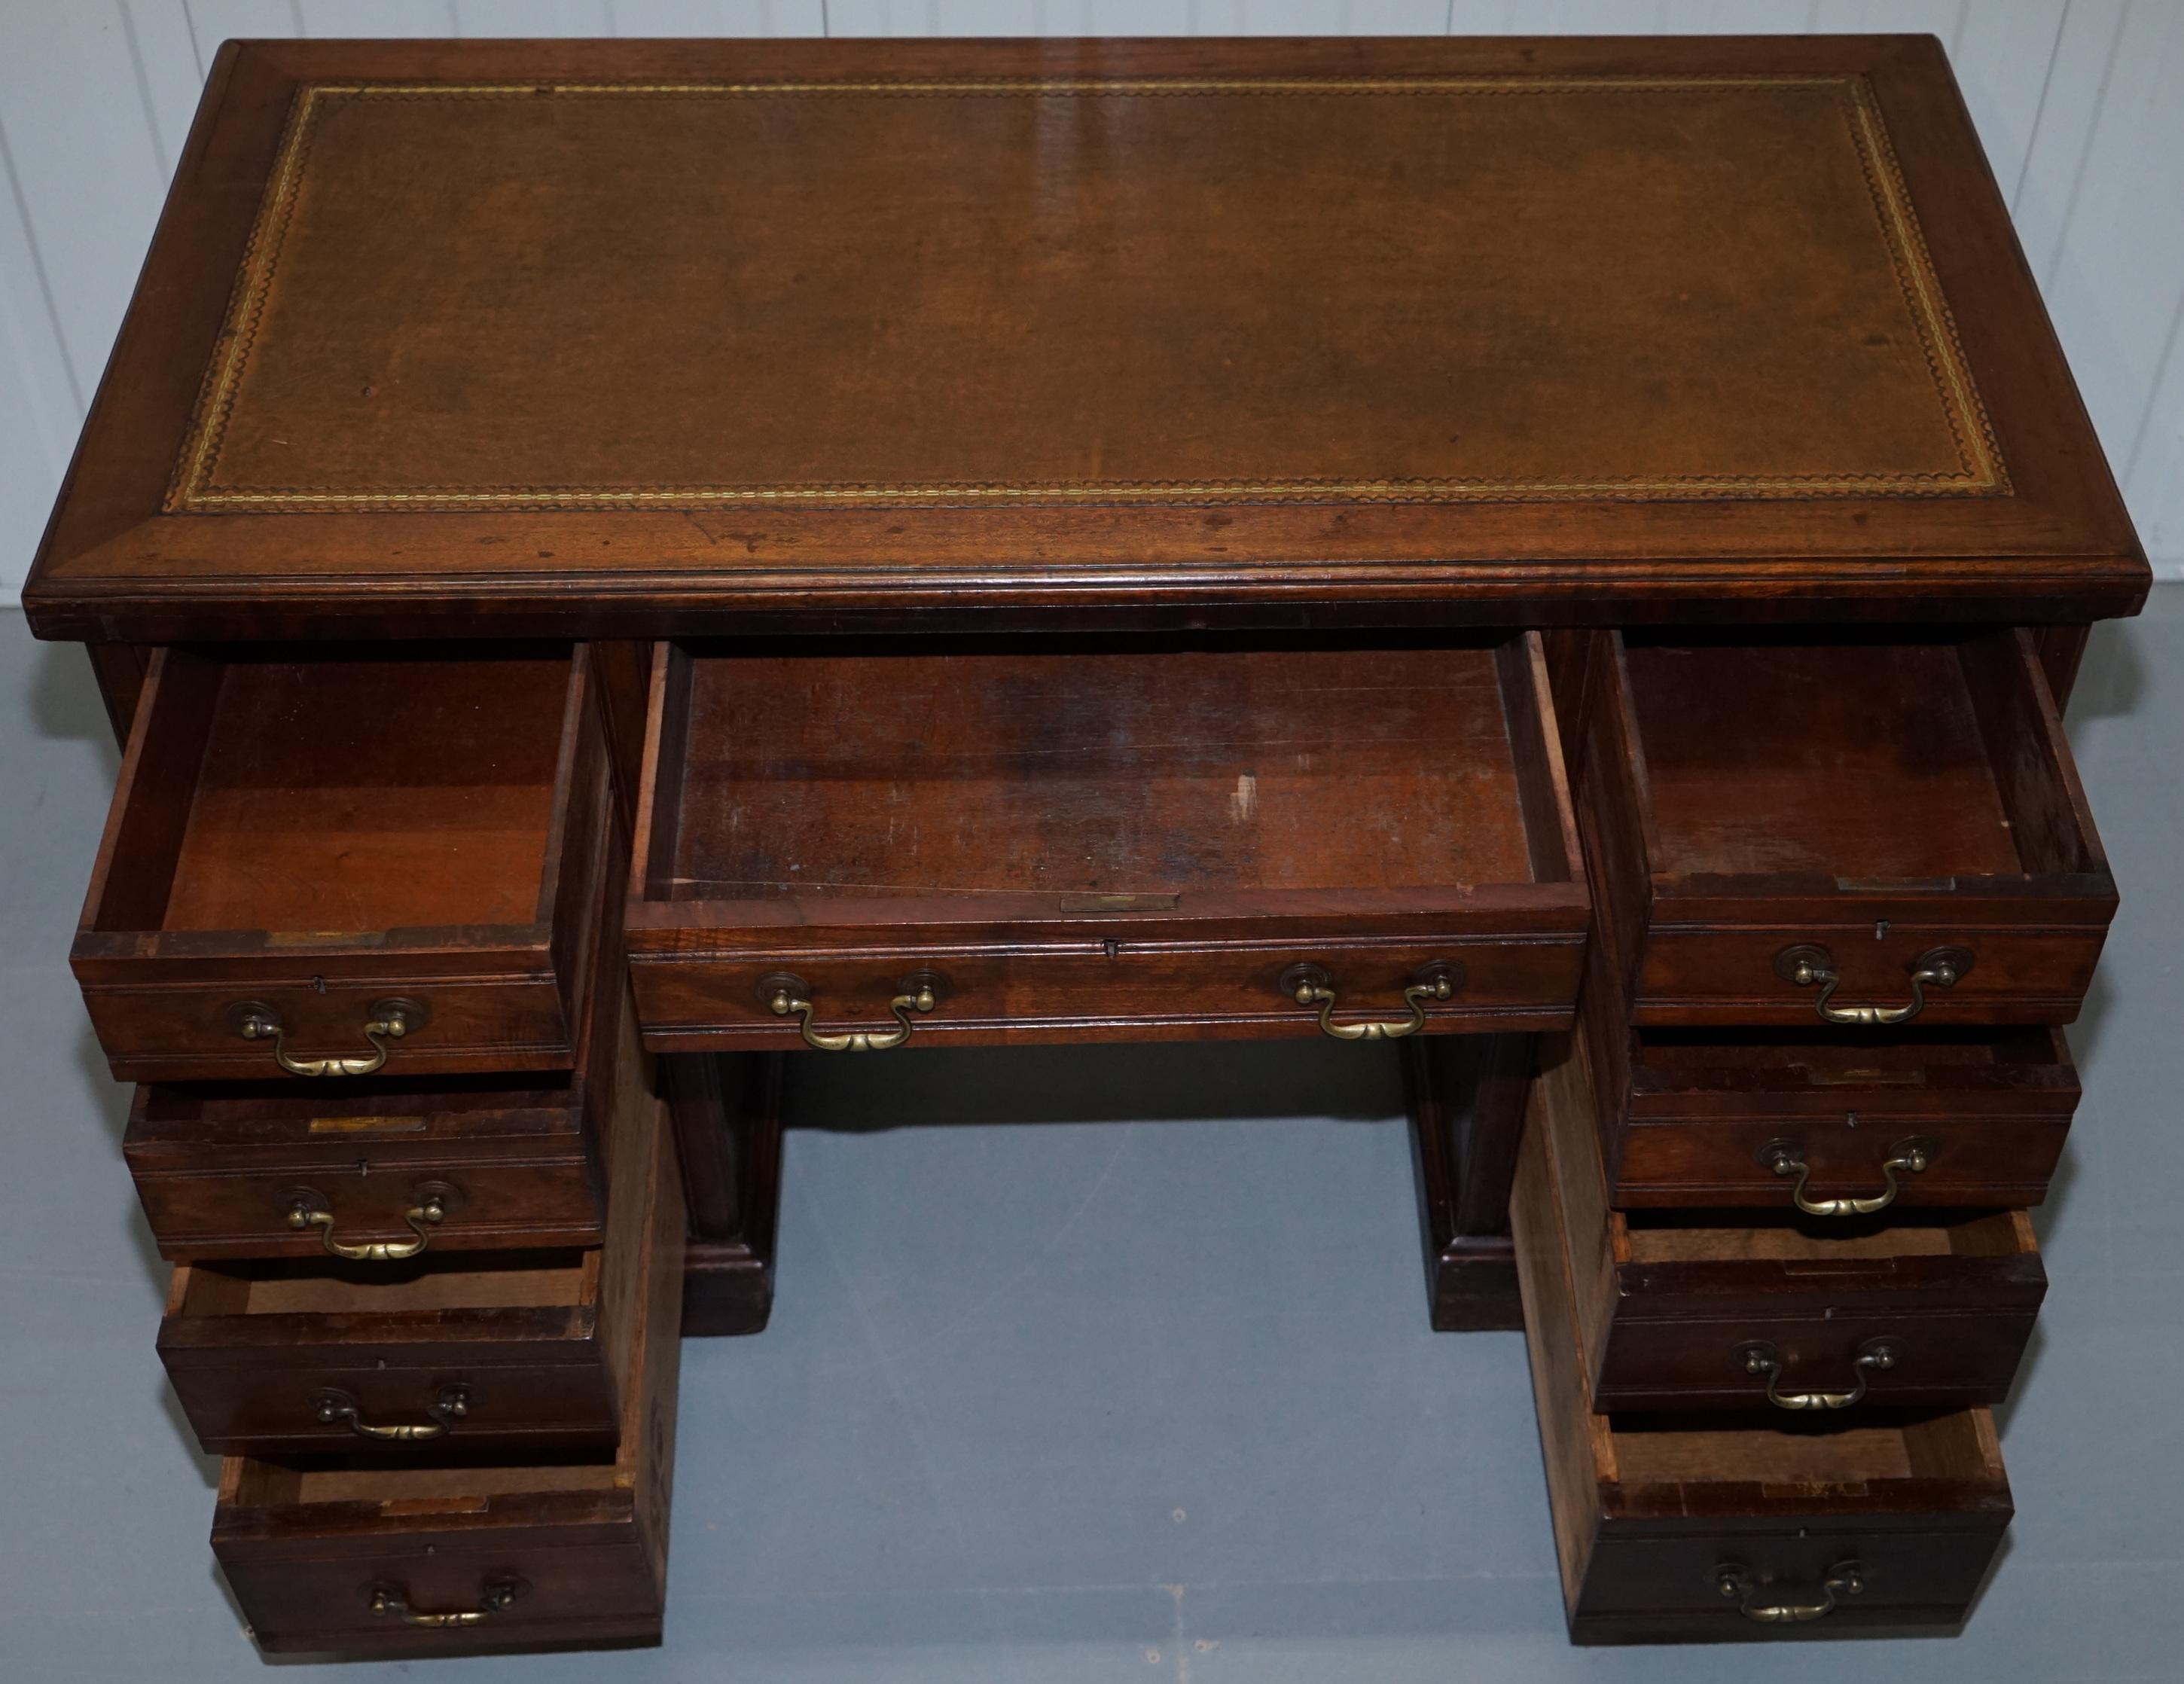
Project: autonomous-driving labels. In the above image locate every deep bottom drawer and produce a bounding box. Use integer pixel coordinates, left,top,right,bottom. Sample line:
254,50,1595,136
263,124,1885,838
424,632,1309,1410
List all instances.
212,1080,684,1655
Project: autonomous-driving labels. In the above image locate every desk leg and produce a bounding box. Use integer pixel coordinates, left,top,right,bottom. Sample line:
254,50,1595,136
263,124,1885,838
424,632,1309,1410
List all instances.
1405,1032,1536,1332
664,1051,785,1336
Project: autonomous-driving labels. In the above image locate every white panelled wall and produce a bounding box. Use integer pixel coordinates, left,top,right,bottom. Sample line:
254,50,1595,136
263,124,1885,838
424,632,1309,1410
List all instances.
2,0,2181,599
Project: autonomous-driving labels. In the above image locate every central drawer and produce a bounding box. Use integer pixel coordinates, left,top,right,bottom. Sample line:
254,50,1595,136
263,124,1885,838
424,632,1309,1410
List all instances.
625,633,1588,1049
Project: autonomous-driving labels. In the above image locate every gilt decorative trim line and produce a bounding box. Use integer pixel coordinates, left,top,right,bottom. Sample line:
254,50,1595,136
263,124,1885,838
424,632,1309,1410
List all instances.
167,75,2009,514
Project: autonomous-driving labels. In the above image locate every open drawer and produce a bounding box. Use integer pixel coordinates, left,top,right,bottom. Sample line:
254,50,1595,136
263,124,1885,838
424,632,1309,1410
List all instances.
1513,1107,2013,1643
1579,628,2115,1026
124,837,642,1262
212,1097,682,1655
157,1036,666,1458
1536,1040,2042,1414
1602,1019,2078,1211
74,643,610,1082
625,633,1588,1051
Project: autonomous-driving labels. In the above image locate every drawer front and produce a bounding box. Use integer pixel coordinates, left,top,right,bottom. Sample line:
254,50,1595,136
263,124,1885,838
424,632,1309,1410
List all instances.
167,1353,617,1457
1595,1310,2037,1412
73,645,611,1083
220,1535,660,1655
1631,918,2109,1027
78,970,578,1085
1613,1232,2048,1323
630,931,1586,1051
1613,1114,2072,1210
1572,1527,2006,1641
129,1155,602,1261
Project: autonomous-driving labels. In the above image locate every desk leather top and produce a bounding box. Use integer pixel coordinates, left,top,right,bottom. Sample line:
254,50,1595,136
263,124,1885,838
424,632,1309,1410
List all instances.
22,35,2147,641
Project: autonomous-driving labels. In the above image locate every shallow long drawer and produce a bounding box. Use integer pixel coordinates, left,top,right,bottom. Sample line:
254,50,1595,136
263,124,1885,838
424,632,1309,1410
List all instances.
626,631,1589,1051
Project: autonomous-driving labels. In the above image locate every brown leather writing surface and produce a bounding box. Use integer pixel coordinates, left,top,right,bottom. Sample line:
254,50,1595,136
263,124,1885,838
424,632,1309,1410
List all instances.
20,36,2147,637
183,76,1992,510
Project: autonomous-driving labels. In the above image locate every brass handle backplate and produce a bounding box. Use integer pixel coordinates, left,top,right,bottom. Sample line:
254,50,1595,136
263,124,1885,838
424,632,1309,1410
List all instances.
1716,1560,1865,1623
312,1382,474,1441
1774,945,1970,1027
284,1182,456,1261
228,996,429,1076
1759,1136,1936,1217
761,972,944,1051
1735,1338,1897,1411
1278,963,1464,1041
367,1578,526,1627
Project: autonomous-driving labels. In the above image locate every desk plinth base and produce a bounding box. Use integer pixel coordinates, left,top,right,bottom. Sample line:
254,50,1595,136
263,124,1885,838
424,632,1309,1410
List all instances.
665,1051,784,1337
1406,1032,1536,1333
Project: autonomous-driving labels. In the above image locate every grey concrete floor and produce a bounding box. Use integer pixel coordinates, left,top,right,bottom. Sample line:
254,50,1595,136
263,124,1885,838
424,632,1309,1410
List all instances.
1,602,2178,1682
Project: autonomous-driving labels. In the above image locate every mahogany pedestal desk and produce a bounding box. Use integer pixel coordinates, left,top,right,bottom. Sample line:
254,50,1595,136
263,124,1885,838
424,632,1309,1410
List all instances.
23,33,2146,1653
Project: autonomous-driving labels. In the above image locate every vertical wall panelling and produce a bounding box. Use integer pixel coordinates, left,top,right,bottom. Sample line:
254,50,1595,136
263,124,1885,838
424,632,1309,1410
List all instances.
2033,2,2184,569
2013,0,2128,288
181,0,305,47
292,0,458,33
1927,1,2067,201
600,1,825,33
454,0,612,34
1652,2,1808,30
5,1,2183,599
0,108,79,576
120,0,211,171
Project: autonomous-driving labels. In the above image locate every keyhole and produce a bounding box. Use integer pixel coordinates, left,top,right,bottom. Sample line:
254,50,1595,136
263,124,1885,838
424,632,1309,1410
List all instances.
1874,920,1889,941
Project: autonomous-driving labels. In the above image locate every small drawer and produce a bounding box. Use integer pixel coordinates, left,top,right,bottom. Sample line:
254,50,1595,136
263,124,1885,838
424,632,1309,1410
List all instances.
159,1015,665,1458
124,853,641,1262
1578,628,2114,1027
127,1077,603,1261
212,1094,683,1655
1513,1109,2012,1643
1536,1039,2042,1414
1606,1022,2078,1211
626,633,1588,1050
73,642,611,1082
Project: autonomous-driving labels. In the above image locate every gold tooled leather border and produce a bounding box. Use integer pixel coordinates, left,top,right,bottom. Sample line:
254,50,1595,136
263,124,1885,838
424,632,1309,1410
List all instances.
168,75,2009,514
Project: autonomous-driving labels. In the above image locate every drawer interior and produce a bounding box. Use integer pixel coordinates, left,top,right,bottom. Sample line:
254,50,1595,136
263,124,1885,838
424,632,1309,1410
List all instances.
89,645,578,937
133,1070,578,1136
227,1455,626,1507
1618,629,2099,883
640,632,1575,910
1618,1208,2033,1266
1606,1407,2004,1490
1630,1025,2065,1085
171,1249,597,1319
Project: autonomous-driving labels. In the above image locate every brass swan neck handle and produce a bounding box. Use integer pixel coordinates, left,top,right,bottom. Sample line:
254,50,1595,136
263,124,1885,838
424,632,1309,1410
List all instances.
1774,945,1971,1027
1277,962,1464,1041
